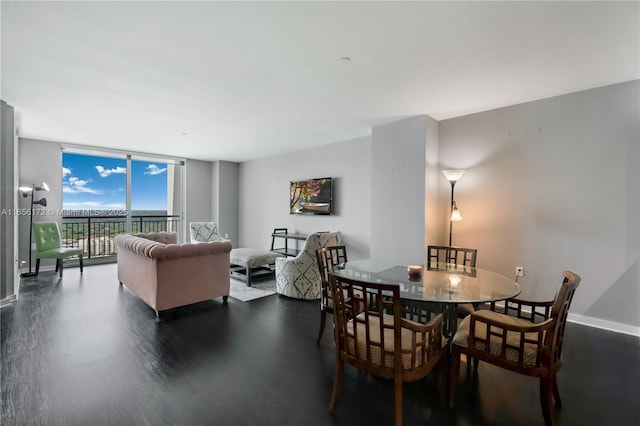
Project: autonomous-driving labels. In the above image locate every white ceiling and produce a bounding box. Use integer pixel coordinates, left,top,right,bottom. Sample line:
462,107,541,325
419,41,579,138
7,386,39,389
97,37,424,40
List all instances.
2,1,638,162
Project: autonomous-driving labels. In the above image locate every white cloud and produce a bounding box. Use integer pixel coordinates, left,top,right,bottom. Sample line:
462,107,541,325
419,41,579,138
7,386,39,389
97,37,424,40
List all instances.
144,164,167,176
96,165,127,178
62,167,72,177
63,176,102,194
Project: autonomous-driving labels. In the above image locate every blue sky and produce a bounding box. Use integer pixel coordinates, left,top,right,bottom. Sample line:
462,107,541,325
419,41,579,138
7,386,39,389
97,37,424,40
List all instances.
62,153,168,211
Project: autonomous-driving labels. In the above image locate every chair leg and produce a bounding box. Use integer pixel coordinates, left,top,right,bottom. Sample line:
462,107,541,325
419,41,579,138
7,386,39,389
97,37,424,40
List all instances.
55,260,59,273
59,259,63,278
79,255,84,274
552,373,562,407
449,346,461,408
316,310,327,345
436,359,446,405
35,259,40,276
394,374,403,426
329,357,344,413
540,377,554,426
246,266,252,287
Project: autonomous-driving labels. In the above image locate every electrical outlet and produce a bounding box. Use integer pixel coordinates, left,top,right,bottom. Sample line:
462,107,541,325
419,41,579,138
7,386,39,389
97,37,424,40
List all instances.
31,243,36,250
515,266,524,277
224,233,229,239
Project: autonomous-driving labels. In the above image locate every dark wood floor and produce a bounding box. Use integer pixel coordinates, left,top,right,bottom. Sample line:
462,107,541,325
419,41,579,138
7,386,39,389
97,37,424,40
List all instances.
2,264,639,426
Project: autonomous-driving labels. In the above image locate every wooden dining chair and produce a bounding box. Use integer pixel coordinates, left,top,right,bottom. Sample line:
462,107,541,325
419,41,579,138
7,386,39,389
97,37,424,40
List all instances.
315,245,348,344
328,274,446,426
449,271,581,426
427,245,478,316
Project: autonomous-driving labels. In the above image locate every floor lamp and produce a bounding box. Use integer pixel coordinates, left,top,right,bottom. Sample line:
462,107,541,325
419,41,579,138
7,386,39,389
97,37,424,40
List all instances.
18,182,49,278
441,170,464,246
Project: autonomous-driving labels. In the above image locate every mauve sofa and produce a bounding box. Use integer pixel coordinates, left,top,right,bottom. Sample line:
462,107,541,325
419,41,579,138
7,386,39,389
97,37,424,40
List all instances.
114,232,232,317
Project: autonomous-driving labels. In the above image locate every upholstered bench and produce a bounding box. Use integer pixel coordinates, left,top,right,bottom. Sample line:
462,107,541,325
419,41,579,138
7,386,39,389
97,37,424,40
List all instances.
230,248,285,286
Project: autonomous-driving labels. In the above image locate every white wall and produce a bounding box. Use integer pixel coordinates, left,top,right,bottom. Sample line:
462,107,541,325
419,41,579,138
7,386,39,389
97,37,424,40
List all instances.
239,136,372,260
18,138,63,270
439,81,640,332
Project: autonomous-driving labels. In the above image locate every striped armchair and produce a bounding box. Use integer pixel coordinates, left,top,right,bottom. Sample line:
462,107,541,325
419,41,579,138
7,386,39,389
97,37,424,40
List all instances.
275,231,342,300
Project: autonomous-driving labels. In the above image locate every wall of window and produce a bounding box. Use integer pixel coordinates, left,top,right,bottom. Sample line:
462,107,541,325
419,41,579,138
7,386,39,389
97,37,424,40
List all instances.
62,148,184,259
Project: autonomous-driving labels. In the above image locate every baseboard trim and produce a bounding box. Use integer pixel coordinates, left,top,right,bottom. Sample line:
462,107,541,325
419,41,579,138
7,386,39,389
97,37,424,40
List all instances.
1,294,18,308
568,313,640,337
490,303,639,338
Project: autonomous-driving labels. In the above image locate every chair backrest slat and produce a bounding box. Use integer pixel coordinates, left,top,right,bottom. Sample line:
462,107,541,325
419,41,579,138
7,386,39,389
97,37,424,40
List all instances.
427,245,477,268
547,271,581,364
316,246,348,309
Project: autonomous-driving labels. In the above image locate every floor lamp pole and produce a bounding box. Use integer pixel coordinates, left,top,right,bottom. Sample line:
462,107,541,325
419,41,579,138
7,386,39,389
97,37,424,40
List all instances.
448,181,455,246
21,186,37,278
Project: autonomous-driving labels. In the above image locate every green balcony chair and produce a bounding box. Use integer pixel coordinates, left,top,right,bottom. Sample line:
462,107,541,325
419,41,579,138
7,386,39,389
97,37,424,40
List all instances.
32,221,83,278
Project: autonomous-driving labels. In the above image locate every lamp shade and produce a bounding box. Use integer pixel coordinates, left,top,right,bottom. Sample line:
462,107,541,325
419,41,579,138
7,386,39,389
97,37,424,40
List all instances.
33,197,47,207
35,182,49,192
450,201,463,221
442,170,466,183
18,186,33,196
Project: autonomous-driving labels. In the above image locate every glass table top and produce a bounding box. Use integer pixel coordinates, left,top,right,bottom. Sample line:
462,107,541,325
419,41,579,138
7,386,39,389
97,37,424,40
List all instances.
329,260,521,304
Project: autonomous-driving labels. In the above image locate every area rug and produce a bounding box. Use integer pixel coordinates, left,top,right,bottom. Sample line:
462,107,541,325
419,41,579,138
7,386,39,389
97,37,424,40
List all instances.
229,278,277,302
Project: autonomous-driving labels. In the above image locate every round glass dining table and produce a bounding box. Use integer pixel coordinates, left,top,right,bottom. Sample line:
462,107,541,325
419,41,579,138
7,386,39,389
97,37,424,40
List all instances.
329,260,521,338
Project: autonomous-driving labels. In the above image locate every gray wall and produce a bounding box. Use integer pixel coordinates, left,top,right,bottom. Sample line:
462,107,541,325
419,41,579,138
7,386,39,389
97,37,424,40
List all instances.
18,138,63,271
439,80,640,332
185,160,239,247
424,114,442,246
215,161,239,247
239,136,372,260
185,159,213,243
1,100,17,303
371,116,431,265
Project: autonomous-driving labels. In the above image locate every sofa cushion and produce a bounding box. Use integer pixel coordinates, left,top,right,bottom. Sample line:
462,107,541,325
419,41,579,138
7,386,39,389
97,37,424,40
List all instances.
114,234,164,258
114,233,232,261
230,248,284,268
135,232,178,245
151,241,232,260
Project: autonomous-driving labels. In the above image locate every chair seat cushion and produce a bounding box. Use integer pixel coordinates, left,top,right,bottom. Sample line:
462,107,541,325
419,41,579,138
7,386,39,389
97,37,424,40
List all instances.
457,303,475,315
452,310,542,366
347,313,444,370
230,248,284,268
38,247,83,259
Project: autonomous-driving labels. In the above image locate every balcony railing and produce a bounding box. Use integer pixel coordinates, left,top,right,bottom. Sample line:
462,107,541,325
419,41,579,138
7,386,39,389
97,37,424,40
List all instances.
62,215,181,259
